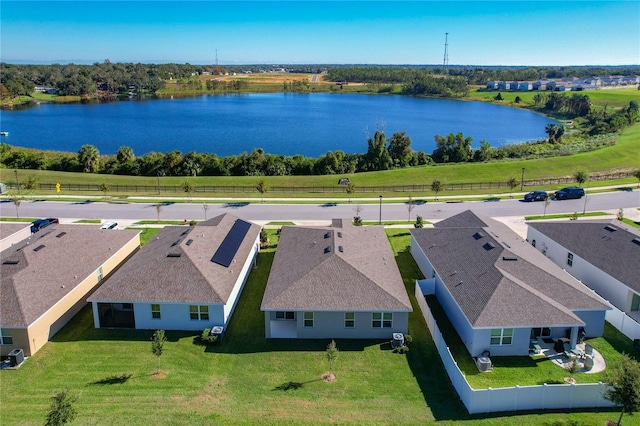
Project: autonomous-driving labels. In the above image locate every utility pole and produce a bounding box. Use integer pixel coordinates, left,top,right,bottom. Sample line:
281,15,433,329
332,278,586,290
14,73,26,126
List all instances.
442,33,449,75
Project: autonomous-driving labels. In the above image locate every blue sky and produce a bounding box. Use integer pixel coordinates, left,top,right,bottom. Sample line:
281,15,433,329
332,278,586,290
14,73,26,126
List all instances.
2,1,638,66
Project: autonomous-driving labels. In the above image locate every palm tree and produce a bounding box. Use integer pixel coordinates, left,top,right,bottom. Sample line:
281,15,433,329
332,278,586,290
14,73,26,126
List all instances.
78,144,100,173
116,146,135,164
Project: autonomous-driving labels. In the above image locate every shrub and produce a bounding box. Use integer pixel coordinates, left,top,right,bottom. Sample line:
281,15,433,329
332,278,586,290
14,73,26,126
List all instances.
200,328,219,345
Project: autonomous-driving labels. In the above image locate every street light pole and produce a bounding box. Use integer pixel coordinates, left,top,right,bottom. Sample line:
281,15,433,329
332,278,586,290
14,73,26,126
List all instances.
520,168,525,192
14,170,20,195
379,195,383,225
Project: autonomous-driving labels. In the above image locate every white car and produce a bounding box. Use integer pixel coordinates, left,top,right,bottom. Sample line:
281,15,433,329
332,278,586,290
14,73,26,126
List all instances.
100,221,118,230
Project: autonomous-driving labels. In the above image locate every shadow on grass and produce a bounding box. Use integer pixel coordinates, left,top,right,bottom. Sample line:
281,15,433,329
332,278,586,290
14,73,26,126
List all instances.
222,202,249,209
272,378,322,391
89,373,132,386
72,200,93,204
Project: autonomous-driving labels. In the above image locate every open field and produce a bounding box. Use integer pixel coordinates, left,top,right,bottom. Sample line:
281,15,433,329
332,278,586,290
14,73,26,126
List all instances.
0,229,627,425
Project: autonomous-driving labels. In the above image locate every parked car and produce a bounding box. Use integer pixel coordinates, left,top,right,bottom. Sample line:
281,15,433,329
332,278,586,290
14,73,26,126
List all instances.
30,218,59,233
100,221,118,230
524,190,548,202
554,186,585,200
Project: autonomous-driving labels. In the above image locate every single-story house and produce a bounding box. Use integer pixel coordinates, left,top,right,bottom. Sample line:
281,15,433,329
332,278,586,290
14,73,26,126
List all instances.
261,219,412,339
88,214,260,332
410,210,610,357
1,224,140,356
527,220,640,323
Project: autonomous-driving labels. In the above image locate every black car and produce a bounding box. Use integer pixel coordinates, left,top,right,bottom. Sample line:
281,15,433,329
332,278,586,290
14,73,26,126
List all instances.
524,190,548,202
30,218,59,233
554,186,585,200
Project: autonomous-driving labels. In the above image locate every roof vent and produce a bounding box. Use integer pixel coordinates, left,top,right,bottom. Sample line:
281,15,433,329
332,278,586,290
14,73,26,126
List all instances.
186,239,194,246
338,246,343,253
324,232,331,239
181,229,191,236
604,225,617,232
56,232,67,238
473,232,485,240
502,255,518,261
33,244,45,252
324,246,332,254
337,232,342,238
171,239,181,247
483,242,496,251
39,231,52,238
3,260,19,265
167,252,182,258
632,238,640,247
502,242,511,249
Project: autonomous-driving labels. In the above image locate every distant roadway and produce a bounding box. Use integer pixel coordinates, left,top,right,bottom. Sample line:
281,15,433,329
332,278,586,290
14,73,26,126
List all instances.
2,191,638,223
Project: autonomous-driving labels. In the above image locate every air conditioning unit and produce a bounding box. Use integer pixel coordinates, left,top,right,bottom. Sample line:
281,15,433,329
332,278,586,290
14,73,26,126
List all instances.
476,356,492,372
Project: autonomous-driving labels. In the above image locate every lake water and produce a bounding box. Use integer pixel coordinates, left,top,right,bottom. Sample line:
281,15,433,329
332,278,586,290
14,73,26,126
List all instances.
0,93,555,157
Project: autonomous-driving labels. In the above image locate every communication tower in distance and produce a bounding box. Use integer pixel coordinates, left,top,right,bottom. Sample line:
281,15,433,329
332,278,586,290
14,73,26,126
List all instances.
443,33,449,74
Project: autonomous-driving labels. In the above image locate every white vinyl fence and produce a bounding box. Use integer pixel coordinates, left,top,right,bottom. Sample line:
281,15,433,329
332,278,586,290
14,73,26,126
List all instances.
414,282,614,414
605,306,640,341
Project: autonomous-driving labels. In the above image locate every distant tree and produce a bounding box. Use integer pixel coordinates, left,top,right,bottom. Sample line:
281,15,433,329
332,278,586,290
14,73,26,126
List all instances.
625,100,639,125
45,389,77,426
182,181,195,202
545,124,565,144
345,182,355,203
574,169,589,186
116,146,135,164
507,177,519,197
256,178,268,203
151,329,167,374
326,339,338,375
494,92,503,101
78,144,100,173
363,130,392,171
634,170,640,188
387,131,413,168
514,96,522,103
406,196,415,222
430,180,443,201
603,353,640,426
414,215,424,228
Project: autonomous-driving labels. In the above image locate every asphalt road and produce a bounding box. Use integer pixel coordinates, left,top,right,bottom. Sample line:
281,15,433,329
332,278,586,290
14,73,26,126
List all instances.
2,190,638,223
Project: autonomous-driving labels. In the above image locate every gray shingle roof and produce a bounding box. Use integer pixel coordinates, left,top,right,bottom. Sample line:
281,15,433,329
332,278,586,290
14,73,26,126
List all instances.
0,223,29,240
88,214,260,305
528,220,640,292
261,222,412,312
410,211,609,328
1,224,140,328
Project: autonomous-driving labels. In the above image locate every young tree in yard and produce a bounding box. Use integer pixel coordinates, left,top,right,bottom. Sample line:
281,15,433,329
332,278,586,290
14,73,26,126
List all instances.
603,353,640,426
45,390,77,426
406,196,415,222
431,180,443,201
98,183,110,200
9,192,21,218
151,329,167,374
544,196,551,217
507,177,519,198
633,169,640,188
256,178,268,203
155,204,162,223
414,215,424,228
326,339,338,375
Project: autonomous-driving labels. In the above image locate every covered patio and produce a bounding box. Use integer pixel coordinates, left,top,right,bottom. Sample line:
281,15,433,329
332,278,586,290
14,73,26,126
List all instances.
530,339,606,374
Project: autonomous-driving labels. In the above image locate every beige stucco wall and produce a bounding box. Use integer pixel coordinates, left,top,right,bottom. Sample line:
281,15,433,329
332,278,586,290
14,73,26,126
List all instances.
2,233,140,357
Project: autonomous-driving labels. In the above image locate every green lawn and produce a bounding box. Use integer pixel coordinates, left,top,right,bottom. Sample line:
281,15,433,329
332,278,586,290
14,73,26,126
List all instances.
0,229,625,425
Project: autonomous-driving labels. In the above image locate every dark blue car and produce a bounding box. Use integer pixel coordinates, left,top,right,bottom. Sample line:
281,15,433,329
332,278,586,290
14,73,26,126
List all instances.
30,218,59,233
554,186,585,200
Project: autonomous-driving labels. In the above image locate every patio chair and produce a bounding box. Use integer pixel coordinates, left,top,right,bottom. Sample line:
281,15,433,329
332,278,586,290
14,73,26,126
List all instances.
584,343,593,356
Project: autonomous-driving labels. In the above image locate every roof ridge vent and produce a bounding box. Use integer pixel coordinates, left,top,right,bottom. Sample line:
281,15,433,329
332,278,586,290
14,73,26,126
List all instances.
33,244,46,252
55,232,67,238
502,255,518,261
604,225,617,232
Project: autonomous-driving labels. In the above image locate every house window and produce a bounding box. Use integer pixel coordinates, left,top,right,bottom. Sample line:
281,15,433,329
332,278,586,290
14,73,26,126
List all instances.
0,328,12,345
531,327,551,339
372,312,393,328
490,328,513,346
303,312,314,327
275,311,295,320
97,267,103,282
189,305,209,321
567,253,574,267
151,304,161,319
344,312,355,328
